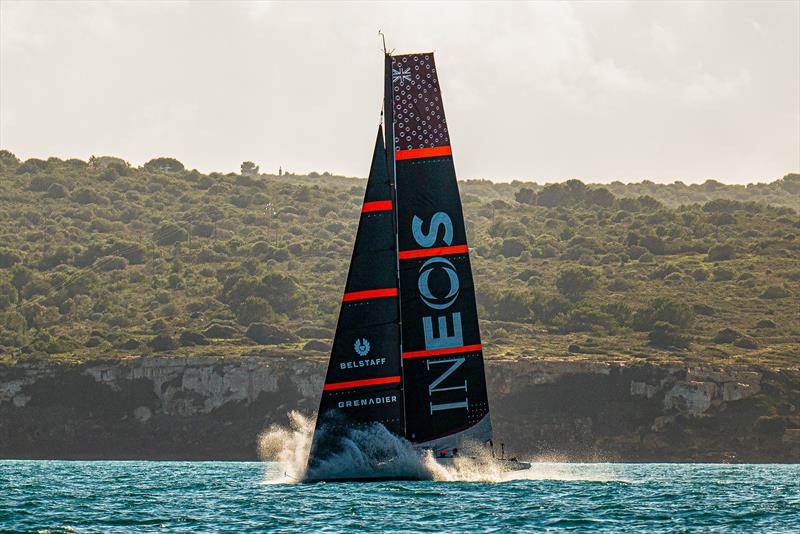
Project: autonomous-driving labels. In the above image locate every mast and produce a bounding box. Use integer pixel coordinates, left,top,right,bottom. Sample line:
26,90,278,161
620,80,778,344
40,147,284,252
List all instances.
384,52,406,436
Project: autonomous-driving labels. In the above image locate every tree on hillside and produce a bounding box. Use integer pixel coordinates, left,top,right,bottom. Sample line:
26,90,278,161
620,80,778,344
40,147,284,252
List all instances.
514,187,536,205
0,150,19,167
143,157,184,173
241,161,260,176
556,266,596,301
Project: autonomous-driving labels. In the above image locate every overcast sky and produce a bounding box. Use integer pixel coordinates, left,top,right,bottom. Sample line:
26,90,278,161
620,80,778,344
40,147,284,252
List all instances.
1,1,798,184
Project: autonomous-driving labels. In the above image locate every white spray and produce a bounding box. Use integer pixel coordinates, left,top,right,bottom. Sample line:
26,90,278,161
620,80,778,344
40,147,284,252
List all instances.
258,412,620,483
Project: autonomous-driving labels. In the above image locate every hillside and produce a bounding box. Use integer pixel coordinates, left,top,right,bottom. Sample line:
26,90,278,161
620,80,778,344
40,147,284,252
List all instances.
0,151,798,369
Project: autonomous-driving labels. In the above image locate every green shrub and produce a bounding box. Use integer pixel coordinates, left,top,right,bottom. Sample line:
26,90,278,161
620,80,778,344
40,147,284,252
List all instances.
144,157,184,172
627,245,647,260
713,328,741,344
500,237,526,257
0,248,22,268
733,336,759,349
556,266,596,300
235,296,276,326
556,305,616,333
179,331,209,346
606,278,633,292
193,221,215,238
647,322,691,349
760,286,790,299
11,265,35,291
0,280,17,311
148,334,177,352
70,187,106,205
633,298,694,331
203,323,238,339
640,235,666,255
493,290,532,322
153,223,189,246
706,244,735,262
16,158,47,174
692,303,715,316
295,325,333,339
38,247,72,270
712,267,735,281
96,255,128,272
532,293,572,325
515,188,536,204
601,302,633,326
47,184,69,198
303,340,329,351
245,322,298,344
29,175,56,192
649,264,680,280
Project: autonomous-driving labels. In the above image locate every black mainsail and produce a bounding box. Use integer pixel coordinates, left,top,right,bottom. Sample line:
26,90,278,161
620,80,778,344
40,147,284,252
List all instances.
306,52,491,479
387,52,492,452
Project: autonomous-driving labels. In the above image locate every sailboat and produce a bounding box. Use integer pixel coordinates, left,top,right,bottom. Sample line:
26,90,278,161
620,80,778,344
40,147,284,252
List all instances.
304,50,529,482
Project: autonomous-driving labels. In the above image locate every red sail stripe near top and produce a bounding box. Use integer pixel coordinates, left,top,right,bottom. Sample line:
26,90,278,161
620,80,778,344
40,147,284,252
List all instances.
342,287,398,302
402,344,483,360
362,200,393,213
398,244,469,260
395,145,452,161
323,375,401,391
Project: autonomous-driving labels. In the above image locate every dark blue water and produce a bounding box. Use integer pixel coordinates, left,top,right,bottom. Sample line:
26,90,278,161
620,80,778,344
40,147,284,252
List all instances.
1,461,798,532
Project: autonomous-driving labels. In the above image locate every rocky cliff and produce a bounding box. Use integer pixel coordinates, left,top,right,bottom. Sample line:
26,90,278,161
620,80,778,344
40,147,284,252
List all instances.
1,353,798,461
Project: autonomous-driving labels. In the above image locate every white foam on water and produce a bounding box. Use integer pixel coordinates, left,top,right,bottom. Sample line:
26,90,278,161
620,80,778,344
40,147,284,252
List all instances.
258,413,623,484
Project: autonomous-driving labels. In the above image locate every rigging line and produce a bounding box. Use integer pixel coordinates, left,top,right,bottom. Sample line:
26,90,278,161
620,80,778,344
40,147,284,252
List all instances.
384,53,407,438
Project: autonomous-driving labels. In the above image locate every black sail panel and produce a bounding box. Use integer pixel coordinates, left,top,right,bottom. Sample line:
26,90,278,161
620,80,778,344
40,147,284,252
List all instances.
307,127,404,473
387,53,492,450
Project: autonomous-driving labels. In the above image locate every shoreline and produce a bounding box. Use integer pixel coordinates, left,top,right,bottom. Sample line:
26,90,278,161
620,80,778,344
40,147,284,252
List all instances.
2,354,798,463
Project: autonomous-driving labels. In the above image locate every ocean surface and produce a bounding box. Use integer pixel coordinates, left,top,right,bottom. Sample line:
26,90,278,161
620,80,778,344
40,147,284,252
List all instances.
1,460,798,532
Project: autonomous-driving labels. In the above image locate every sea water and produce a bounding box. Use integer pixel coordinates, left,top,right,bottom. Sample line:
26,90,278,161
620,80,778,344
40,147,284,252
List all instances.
1,460,798,532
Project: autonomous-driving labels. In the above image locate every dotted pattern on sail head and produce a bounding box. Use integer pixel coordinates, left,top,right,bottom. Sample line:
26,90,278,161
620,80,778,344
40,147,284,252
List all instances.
391,54,450,152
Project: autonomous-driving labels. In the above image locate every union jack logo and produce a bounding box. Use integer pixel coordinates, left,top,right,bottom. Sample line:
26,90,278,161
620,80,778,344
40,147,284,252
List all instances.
392,67,412,83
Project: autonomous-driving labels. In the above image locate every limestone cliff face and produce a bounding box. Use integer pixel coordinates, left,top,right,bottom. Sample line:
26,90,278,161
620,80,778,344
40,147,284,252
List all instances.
0,354,798,461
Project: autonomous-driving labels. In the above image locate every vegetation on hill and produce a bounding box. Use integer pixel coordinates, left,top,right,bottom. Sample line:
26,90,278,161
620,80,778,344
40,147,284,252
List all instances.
0,149,797,367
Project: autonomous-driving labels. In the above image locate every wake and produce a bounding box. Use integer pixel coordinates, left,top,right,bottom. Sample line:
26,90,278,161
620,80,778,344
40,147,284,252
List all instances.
257,412,619,483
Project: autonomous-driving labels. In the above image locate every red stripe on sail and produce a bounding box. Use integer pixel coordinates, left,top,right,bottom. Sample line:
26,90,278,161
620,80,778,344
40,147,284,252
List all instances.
398,244,469,260
323,375,401,391
362,200,392,213
342,287,398,302
395,146,452,161
402,344,483,359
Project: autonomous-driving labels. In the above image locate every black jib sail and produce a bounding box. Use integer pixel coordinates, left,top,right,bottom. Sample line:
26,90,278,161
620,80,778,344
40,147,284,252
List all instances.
386,53,492,452
306,127,404,471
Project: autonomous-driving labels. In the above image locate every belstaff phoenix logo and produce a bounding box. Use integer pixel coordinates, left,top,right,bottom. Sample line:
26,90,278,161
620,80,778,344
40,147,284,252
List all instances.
354,338,371,357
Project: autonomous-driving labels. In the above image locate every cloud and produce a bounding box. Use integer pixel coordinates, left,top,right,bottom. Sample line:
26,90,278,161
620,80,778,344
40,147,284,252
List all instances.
0,0,797,183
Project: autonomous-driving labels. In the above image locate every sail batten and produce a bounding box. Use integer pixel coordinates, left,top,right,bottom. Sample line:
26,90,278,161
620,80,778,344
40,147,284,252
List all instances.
342,287,398,302
361,200,393,213
398,244,469,260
